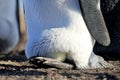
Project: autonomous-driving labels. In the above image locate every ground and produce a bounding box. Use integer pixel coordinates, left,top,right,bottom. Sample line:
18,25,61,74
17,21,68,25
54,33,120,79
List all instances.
0,51,119,80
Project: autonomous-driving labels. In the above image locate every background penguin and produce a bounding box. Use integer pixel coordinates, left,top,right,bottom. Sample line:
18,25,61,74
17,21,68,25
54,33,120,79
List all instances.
23,0,111,69
0,0,19,53
94,0,120,60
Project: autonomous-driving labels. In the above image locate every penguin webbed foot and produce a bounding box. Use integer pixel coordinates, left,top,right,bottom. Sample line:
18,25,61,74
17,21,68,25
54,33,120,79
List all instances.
76,53,113,69
88,52,113,68
29,57,74,69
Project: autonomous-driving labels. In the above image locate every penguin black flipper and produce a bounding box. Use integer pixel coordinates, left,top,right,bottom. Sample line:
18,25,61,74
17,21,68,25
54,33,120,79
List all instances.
79,0,110,46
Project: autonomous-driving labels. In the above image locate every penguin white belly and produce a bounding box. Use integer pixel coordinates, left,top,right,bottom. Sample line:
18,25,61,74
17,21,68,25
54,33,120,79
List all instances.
24,0,94,68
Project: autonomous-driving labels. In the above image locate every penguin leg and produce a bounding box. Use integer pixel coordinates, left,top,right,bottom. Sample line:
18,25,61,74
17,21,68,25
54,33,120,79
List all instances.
88,52,113,68
0,0,19,53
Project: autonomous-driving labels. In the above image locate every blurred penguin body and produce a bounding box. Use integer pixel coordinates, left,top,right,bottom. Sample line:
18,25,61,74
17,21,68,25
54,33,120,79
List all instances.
0,0,19,52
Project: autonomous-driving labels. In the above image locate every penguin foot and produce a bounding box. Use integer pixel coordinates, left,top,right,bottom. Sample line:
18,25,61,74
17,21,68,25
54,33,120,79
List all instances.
29,57,74,69
29,53,113,69
88,52,113,69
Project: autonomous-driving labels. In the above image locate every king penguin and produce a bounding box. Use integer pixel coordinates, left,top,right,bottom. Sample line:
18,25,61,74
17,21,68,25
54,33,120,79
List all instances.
23,0,111,69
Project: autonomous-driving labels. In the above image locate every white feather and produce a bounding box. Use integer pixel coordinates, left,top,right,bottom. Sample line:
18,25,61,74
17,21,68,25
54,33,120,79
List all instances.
24,0,96,68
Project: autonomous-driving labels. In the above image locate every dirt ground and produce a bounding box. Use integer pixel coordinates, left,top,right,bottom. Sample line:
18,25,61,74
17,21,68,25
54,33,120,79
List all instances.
0,51,119,80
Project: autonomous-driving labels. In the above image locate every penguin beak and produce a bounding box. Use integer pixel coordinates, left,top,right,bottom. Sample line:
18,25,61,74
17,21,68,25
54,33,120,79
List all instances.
79,0,110,46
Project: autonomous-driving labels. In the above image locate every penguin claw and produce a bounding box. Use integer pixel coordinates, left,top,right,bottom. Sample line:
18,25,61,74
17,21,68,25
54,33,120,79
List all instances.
29,57,74,69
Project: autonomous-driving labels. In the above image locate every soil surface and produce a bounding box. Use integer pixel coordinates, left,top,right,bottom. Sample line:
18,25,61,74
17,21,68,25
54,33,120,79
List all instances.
0,51,119,80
